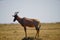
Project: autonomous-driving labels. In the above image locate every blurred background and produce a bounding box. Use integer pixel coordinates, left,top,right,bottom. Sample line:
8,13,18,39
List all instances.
0,0,60,24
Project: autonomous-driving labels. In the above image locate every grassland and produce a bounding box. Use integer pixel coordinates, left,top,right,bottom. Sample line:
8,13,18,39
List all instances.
0,23,60,40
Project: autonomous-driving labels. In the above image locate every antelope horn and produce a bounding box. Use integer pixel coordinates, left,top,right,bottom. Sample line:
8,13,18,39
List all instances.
12,15,14,17
15,12,19,15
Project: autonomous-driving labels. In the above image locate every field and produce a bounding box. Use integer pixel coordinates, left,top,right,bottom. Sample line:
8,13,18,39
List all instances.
0,23,60,40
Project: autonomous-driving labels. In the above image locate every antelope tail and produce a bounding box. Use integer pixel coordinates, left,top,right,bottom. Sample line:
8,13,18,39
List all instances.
38,22,41,30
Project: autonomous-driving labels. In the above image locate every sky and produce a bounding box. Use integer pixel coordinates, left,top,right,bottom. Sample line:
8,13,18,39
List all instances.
0,0,60,23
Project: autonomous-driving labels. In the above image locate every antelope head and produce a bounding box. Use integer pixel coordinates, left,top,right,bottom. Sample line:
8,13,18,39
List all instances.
12,12,19,22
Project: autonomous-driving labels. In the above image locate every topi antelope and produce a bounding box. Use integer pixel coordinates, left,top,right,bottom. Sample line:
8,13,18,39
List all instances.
12,12,41,38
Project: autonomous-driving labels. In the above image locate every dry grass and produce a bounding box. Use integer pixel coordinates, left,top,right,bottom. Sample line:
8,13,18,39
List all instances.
0,23,60,40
